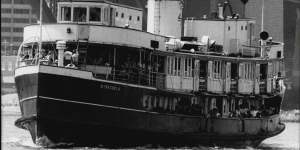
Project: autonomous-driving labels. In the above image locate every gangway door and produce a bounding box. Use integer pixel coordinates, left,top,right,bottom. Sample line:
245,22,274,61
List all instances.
77,40,88,67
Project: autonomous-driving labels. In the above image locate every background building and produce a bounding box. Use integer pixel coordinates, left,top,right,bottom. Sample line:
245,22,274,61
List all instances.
1,0,56,56
1,0,38,55
1,0,56,86
282,0,300,109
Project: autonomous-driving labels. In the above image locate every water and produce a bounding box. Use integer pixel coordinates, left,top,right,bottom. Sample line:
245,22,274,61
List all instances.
1,113,299,150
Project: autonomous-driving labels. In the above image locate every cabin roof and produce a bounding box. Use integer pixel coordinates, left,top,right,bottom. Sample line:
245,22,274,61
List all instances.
57,0,143,11
24,23,167,38
154,50,283,63
185,18,255,22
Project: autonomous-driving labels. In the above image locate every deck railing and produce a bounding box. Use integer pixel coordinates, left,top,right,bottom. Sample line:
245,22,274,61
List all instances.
89,66,166,89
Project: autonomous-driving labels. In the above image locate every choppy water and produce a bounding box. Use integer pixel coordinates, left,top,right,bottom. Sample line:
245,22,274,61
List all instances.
1,113,299,150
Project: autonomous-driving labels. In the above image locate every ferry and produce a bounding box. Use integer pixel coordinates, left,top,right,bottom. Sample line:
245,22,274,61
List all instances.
14,0,286,148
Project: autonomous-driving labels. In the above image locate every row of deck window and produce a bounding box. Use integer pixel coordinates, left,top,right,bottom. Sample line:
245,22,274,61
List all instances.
166,56,284,80
59,5,141,24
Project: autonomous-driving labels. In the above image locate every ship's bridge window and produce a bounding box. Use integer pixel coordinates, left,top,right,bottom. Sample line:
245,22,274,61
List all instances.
61,6,71,21
73,7,87,22
89,7,101,22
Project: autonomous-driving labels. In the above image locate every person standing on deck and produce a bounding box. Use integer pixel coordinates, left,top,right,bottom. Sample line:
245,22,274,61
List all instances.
72,50,79,66
64,51,72,66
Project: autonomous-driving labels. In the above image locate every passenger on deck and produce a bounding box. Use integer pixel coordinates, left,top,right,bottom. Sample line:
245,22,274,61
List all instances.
80,13,86,22
228,111,234,117
209,107,220,118
21,52,30,61
24,52,30,59
64,51,72,66
36,49,49,65
46,51,54,64
235,109,241,117
250,106,258,117
39,49,47,59
72,50,79,65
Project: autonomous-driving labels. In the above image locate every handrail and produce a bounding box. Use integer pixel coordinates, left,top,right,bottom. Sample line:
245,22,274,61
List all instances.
89,66,166,88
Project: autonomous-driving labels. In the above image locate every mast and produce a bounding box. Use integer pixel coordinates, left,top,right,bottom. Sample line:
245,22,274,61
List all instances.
38,0,43,64
180,0,185,37
260,0,265,57
261,0,264,32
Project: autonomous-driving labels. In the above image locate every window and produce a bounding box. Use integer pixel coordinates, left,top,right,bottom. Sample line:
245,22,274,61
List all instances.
13,37,23,42
241,26,243,30
2,18,11,23
137,16,140,21
116,12,118,17
89,7,101,22
73,7,87,22
1,37,11,42
13,18,29,23
13,28,23,32
245,25,247,30
184,58,194,77
2,8,11,13
2,27,11,32
2,0,12,4
167,56,180,76
31,18,37,23
14,0,25,4
129,15,132,21
14,9,30,14
243,63,254,80
121,13,124,18
213,61,221,79
61,6,71,21
228,26,230,31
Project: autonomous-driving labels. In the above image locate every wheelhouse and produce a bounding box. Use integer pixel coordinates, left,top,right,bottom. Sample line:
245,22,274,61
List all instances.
57,0,143,30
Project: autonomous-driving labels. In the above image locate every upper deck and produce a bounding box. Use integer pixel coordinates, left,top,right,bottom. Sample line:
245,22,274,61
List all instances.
23,23,166,51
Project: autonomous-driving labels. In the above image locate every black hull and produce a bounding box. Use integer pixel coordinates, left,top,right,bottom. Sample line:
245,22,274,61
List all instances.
16,98,284,148
14,66,285,148
15,99,284,148
15,114,277,148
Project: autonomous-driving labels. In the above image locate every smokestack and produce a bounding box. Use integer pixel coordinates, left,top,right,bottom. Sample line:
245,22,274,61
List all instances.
218,3,224,19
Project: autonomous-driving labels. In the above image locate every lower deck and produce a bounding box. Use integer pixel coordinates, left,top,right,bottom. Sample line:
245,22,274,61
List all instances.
15,65,283,119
